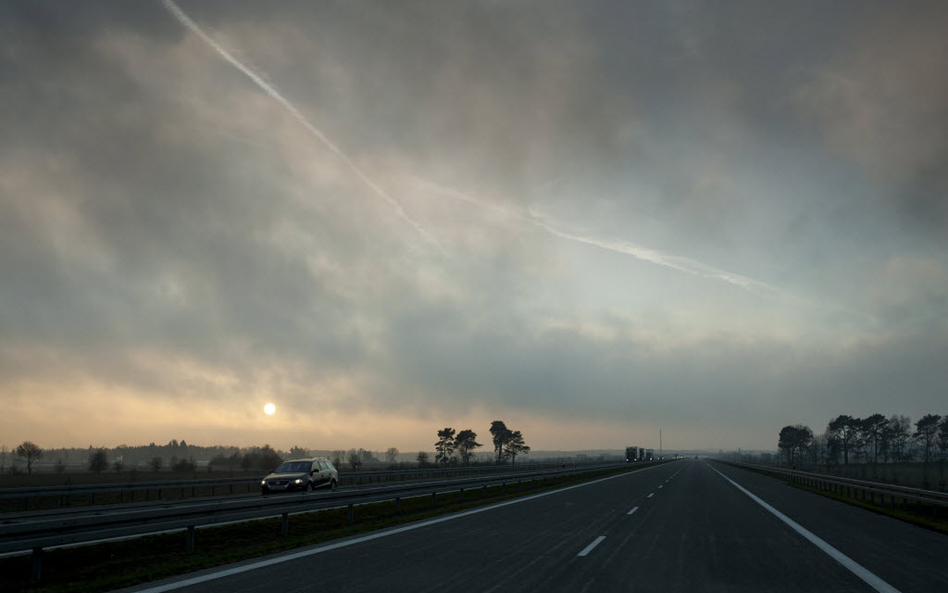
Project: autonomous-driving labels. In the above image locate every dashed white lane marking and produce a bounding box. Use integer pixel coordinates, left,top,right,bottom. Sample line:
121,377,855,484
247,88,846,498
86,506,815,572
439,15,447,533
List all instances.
658,485,663,489
130,463,672,592
647,493,654,498
708,464,901,593
577,536,606,557
627,506,639,515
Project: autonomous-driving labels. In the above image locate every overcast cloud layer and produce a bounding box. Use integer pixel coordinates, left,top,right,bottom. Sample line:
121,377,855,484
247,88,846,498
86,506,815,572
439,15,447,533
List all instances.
1,0,946,452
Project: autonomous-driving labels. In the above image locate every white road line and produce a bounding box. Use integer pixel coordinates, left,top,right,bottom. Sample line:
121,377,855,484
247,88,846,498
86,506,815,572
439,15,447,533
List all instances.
130,464,669,592
627,506,639,515
647,493,654,498
707,464,901,593
658,485,663,489
577,536,606,557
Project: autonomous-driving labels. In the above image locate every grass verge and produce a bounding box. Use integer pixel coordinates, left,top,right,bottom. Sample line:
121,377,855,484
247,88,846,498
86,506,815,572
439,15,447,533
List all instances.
785,481,948,536
2,465,649,592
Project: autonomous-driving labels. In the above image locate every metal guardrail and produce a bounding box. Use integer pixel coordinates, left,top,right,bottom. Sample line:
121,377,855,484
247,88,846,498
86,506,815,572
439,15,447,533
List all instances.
718,460,948,509
2,460,670,580
0,461,585,510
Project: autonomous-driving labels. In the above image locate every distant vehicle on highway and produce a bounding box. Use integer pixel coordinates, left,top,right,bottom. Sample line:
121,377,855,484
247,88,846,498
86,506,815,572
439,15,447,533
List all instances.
261,457,338,494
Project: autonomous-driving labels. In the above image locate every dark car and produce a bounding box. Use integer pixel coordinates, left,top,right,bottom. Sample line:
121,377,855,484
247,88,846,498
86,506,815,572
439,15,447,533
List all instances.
261,457,339,494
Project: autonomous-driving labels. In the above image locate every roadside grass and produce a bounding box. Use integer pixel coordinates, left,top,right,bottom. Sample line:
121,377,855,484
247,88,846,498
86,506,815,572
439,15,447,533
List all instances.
2,465,649,593
786,481,948,536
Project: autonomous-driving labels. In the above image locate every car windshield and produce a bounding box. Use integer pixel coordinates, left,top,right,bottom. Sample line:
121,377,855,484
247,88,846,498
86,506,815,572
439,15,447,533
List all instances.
273,462,309,474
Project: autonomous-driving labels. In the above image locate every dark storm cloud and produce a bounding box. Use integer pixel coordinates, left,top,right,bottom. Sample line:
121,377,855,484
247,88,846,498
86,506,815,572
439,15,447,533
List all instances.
1,1,946,448
376,298,948,432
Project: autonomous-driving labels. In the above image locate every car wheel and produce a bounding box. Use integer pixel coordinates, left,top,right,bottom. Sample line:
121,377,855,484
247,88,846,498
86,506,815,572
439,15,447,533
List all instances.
306,481,314,492
330,479,338,491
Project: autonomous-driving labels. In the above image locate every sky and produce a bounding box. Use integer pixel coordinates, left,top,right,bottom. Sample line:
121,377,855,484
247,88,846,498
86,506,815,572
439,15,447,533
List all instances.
1,0,946,454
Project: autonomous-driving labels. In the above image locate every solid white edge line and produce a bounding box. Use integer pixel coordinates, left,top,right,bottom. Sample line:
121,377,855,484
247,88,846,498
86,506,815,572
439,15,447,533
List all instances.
647,493,654,498
130,463,674,592
627,506,639,515
577,535,606,557
707,463,901,593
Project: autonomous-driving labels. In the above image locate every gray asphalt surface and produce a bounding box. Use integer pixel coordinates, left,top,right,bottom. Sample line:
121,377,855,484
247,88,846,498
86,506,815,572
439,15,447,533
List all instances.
122,459,948,593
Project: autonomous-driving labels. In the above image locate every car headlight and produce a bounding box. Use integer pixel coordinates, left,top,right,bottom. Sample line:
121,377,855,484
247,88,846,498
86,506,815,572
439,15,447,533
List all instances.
293,478,303,484
261,480,267,486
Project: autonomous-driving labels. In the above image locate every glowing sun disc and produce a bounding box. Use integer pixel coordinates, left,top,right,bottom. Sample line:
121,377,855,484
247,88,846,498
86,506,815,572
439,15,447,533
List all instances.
264,403,276,415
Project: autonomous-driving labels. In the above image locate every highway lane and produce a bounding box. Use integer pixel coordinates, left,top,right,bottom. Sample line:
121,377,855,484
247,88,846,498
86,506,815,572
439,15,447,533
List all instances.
120,459,948,593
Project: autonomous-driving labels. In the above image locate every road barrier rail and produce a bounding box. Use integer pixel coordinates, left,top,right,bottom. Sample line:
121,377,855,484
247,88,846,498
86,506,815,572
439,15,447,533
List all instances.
0,461,605,511
717,460,948,509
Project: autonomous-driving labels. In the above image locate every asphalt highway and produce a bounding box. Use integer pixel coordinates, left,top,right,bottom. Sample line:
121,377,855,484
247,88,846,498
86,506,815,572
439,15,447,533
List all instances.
120,459,948,593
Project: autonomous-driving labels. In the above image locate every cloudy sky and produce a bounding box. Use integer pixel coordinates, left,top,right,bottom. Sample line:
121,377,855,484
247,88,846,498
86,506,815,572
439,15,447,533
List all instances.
1,0,946,453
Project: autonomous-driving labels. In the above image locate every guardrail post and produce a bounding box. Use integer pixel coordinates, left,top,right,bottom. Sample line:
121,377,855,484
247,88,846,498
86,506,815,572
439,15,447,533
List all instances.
431,492,437,508
186,525,196,552
395,497,401,512
31,547,43,581
460,488,465,502
281,513,289,536
347,503,354,523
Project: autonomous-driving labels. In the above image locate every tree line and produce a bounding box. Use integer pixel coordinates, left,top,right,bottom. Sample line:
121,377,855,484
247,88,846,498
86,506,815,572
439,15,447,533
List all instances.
4,421,531,475
427,420,530,466
778,413,948,468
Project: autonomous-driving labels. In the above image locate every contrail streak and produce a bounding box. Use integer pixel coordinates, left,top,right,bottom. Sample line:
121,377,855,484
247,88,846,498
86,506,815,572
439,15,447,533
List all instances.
160,0,440,249
407,175,786,298
529,215,785,298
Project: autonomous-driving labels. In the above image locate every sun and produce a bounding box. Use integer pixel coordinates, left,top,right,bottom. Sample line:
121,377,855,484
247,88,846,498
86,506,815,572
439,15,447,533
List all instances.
263,403,276,416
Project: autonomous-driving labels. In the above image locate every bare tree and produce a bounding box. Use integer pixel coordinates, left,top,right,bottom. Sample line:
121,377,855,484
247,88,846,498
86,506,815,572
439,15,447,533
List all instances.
289,445,309,458
937,416,948,458
490,421,510,463
778,425,812,467
88,448,108,473
914,414,942,464
504,430,530,464
434,428,456,465
149,456,163,472
384,447,399,464
347,448,363,471
887,415,912,463
454,430,482,465
1,445,6,473
861,414,887,465
827,415,860,466
416,451,430,467
16,441,43,475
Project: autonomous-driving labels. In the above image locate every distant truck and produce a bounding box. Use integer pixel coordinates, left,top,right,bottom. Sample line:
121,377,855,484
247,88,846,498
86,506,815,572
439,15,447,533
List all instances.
625,447,654,462
625,446,643,462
